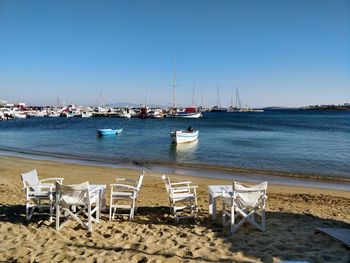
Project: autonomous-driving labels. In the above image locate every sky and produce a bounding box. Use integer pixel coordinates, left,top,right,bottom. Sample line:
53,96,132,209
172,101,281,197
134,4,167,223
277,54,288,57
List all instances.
0,0,349,107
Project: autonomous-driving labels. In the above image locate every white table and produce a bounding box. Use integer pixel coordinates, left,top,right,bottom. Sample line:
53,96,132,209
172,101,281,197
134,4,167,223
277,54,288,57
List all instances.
208,185,232,220
89,184,107,216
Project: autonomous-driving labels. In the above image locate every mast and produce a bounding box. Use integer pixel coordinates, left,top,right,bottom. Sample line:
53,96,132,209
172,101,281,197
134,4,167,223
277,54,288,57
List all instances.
201,85,203,108
99,90,103,107
236,86,241,109
192,82,195,106
145,84,149,107
217,86,221,108
56,93,60,107
173,59,176,108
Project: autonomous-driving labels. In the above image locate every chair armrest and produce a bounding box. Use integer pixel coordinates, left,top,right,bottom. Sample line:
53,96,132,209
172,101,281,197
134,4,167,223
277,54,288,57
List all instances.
40,178,64,183
170,181,192,186
173,186,198,190
115,178,136,183
110,184,138,191
40,184,54,190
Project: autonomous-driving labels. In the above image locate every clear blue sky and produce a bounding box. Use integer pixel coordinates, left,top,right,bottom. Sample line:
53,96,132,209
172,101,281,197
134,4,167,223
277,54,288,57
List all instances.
0,0,349,107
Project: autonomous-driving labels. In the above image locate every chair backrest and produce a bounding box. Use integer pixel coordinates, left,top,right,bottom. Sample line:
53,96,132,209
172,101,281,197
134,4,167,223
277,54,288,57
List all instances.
136,171,145,190
55,182,89,206
161,175,171,195
233,181,267,208
21,169,40,191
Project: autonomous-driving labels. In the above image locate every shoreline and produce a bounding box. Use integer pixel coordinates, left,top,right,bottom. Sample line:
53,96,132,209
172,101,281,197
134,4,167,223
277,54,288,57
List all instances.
1,146,349,184
1,150,350,192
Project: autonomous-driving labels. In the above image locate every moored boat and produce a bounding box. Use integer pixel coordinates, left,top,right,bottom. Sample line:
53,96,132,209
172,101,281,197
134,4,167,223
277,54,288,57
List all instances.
80,112,93,118
97,128,123,136
170,128,199,144
166,106,202,118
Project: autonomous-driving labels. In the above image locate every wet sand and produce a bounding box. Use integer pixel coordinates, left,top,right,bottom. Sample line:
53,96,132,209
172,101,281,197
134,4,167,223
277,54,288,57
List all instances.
0,156,349,262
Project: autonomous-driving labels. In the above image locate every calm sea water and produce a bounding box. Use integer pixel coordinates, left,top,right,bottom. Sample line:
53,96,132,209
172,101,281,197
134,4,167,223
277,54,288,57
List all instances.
1,110,350,179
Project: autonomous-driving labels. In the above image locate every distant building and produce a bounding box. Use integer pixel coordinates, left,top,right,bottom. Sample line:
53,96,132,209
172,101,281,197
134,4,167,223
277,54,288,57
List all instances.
0,100,7,106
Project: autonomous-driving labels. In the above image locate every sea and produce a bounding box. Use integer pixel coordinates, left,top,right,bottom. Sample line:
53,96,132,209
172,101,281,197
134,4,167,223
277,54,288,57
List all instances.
1,110,350,186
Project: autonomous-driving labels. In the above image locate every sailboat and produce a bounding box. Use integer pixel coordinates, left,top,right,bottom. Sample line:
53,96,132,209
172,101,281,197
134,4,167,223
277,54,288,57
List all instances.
166,61,202,118
227,87,241,112
211,86,227,112
227,87,264,113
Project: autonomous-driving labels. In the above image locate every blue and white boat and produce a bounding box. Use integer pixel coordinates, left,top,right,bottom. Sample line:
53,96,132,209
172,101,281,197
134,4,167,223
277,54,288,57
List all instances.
97,128,123,136
170,128,199,144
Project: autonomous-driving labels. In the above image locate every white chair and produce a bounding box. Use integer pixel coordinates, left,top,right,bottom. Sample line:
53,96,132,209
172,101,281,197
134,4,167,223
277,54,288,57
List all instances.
21,169,63,221
109,171,144,221
222,181,268,233
55,181,100,232
161,175,198,222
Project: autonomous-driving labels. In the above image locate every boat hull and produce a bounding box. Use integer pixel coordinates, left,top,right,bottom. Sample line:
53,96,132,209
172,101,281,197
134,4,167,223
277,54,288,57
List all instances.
170,130,199,144
166,112,202,118
97,129,123,136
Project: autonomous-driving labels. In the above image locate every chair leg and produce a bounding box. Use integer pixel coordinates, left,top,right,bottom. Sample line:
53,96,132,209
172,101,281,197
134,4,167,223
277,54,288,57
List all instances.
26,201,30,221
230,206,235,233
262,209,266,232
129,207,133,220
56,205,60,231
109,194,113,221
88,204,92,232
49,195,53,222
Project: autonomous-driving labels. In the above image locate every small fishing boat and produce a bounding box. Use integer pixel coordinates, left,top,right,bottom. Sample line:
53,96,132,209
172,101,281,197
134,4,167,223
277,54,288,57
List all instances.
170,127,199,144
97,128,123,136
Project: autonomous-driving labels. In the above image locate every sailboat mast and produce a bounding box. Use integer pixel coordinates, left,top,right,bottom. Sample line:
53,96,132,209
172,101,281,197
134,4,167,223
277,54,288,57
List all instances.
192,83,195,106
99,90,103,107
201,85,203,108
236,86,241,109
173,60,176,108
217,86,221,108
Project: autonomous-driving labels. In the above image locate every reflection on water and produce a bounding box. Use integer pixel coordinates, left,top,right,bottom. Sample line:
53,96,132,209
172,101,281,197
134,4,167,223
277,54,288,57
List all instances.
169,140,199,163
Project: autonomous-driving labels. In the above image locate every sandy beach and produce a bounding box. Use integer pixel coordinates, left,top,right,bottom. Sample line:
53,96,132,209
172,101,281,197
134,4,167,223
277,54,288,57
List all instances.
0,155,349,262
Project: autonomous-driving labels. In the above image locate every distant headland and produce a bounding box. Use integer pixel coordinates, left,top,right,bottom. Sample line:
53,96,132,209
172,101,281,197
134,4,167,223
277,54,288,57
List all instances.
300,103,350,111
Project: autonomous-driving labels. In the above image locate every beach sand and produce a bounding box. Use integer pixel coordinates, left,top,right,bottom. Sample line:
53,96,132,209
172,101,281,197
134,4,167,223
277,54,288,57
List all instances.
0,156,349,262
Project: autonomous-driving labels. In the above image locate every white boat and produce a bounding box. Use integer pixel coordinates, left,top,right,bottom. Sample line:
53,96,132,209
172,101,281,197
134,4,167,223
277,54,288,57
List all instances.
166,107,202,118
12,112,27,119
149,108,164,118
48,112,60,117
62,112,74,118
238,107,264,113
170,129,199,144
227,87,264,113
80,112,93,118
120,110,131,119
26,111,46,117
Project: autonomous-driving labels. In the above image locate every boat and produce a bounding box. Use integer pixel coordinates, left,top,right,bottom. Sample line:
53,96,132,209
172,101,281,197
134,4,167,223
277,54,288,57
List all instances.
149,108,164,118
138,106,149,119
48,111,60,117
166,106,202,118
120,110,131,119
227,87,264,113
26,111,46,117
176,107,202,118
170,128,199,144
61,112,74,118
80,112,93,118
239,107,264,112
211,86,227,112
12,112,27,119
97,128,123,136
